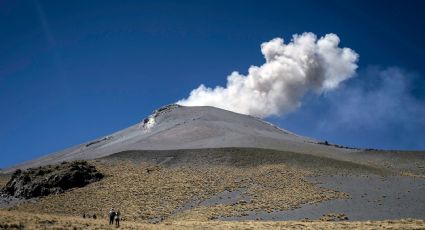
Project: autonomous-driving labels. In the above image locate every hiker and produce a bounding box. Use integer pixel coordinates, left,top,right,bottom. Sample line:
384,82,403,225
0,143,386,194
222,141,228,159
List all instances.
92,214,97,219
115,209,121,227
109,208,116,225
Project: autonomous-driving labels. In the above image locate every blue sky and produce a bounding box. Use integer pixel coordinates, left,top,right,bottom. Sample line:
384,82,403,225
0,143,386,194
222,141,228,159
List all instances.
1,0,425,168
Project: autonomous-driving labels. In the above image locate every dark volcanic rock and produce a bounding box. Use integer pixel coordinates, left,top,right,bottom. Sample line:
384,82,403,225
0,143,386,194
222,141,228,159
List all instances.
1,161,103,199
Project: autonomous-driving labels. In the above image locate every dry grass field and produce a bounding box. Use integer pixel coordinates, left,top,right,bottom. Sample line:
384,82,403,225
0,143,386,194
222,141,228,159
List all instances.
1,210,425,229
2,148,425,229
0,173,10,188
10,159,346,222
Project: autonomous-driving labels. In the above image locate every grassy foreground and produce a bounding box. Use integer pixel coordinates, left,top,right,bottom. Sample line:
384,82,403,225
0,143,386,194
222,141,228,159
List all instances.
1,210,425,230
2,148,425,228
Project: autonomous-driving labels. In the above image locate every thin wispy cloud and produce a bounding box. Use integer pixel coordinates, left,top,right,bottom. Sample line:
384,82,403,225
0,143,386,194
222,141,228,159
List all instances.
282,66,425,149
320,67,425,136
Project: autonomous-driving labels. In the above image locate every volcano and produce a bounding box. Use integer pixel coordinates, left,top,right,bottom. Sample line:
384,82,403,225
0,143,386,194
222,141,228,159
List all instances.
8,104,356,171
2,104,425,224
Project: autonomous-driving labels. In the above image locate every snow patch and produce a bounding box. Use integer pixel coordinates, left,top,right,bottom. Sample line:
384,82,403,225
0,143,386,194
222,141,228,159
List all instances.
144,117,156,130
138,104,181,132
140,116,156,132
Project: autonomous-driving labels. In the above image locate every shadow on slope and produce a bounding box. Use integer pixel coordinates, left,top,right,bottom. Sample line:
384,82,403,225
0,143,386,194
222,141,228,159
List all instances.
102,148,391,176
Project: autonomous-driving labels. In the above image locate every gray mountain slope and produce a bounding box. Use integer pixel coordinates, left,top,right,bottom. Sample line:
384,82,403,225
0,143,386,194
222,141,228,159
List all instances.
7,104,358,172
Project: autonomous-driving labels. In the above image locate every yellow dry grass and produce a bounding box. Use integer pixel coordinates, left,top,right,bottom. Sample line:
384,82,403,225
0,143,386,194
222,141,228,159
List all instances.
0,174,10,188
10,160,345,222
1,210,424,230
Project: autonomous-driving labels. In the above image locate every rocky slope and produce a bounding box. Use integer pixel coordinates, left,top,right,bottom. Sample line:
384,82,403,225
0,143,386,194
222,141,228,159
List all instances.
1,161,103,199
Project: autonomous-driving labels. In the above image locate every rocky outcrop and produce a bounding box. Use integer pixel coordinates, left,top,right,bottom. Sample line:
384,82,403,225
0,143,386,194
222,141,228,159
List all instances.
1,161,103,199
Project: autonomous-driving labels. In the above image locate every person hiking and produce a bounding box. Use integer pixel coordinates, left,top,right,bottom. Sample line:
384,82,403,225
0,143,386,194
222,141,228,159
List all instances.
109,207,116,225
115,209,121,227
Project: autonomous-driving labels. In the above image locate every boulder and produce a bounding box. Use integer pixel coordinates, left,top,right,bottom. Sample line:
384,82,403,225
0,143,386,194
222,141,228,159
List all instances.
1,161,103,199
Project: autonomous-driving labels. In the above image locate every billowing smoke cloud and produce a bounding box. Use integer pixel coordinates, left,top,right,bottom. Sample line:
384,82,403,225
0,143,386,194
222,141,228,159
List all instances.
178,32,359,117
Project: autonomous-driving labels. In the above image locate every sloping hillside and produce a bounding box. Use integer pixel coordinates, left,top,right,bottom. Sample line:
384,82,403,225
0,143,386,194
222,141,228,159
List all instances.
2,147,425,223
